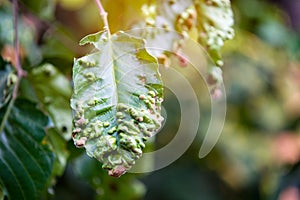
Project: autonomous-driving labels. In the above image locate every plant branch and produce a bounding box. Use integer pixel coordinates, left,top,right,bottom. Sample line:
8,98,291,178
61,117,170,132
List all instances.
12,0,26,99
94,0,111,36
0,0,26,133
13,0,25,79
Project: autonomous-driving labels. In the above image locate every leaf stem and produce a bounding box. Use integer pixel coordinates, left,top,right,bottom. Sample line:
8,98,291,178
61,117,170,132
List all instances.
94,0,111,36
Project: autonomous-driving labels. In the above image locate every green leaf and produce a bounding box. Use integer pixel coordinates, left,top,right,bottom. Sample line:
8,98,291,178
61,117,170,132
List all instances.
71,30,163,177
29,64,72,140
41,24,77,75
0,99,54,200
45,128,69,188
0,185,4,200
0,57,17,109
20,0,55,20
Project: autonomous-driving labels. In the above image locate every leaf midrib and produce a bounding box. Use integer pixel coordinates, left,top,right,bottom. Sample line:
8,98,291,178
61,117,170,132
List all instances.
108,36,119,111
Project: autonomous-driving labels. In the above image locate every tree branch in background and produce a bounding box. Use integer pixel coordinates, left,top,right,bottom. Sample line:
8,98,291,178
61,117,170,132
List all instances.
12,0,26,99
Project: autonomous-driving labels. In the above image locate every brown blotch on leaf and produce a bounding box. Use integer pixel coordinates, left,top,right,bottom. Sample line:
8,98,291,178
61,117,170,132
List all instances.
72,127,81,138
76,117,86,126
138,75,146,84
176,53,188,67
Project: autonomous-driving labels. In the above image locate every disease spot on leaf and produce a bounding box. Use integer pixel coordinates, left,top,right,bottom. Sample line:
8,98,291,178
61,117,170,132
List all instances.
78,59,96,68
148,90,156,97
108,166,127,178
84,72,96,81
7,73,17,86
176,53,189,67
157,54,171,68
137,117,143,122
61,126,68,132
138,75,146,84
75,117,86,126
43,65,55,76
139,94,146,100
103,122,110,127
75,137,87,148
168,0,177,5
72,127,81,138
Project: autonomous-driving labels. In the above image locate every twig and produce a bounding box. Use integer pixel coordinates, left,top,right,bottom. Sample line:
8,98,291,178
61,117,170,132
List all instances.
12,0,26,99
94,0,111,36
0,0,24,133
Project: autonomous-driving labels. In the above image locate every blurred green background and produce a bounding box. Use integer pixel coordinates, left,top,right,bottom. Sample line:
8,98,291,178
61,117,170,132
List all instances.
1,0,300,199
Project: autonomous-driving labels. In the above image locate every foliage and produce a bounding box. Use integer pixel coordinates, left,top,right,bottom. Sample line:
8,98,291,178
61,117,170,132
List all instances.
0,99,54,199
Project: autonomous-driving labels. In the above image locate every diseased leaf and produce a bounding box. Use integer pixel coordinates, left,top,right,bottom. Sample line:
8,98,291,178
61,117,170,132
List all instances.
196,0,234,66
0,99,54,200
29,63,72,140
71,30,163,177
139,0,234,66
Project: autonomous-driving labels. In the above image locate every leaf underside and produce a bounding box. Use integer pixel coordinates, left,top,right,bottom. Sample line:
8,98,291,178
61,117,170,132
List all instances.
71,30,163,177
0,99,54,200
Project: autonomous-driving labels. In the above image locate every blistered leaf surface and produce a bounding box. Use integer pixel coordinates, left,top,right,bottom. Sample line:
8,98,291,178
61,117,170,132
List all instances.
71,30,163,177
139,0,234,66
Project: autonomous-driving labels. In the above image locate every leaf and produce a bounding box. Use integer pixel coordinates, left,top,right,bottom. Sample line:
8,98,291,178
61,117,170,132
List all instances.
0,186,4,200
138,0,234,66
0,57,17,109
45,128,69,187
196,0,235,66
0,99,54,200
21,0,55,20
41,24,77,75
29,64,72,140
71,30,163,177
